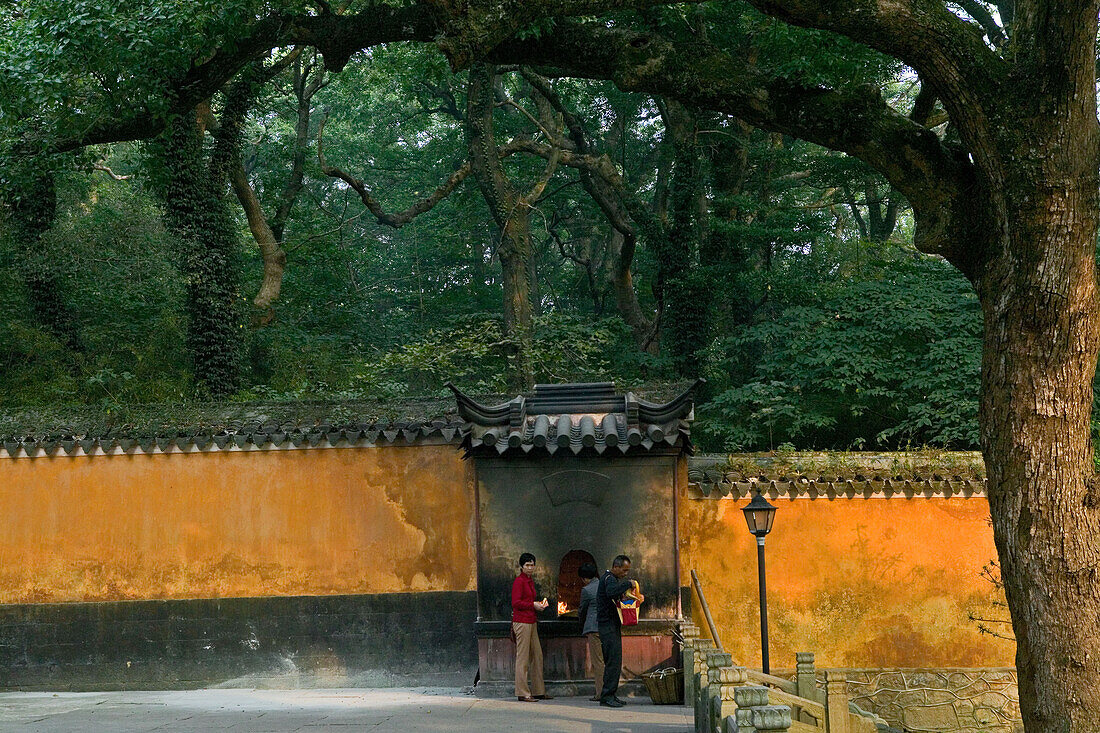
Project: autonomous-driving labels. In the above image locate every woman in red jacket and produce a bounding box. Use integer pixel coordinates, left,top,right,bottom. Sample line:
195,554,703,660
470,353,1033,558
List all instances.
512,552,552,702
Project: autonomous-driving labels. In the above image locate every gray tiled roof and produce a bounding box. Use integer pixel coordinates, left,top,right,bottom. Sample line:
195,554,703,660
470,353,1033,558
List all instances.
0,419,466,458
0,399,469,458
0,384,700,459
687,451,987,498
447,380,700,456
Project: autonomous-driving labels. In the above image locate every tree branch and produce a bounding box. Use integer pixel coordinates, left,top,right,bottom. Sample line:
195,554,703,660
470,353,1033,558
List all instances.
741,0,1005,109
92,163,131,181
520,68,589,150
317,115,472,228
521,147,562,203
230,163,287,312
953,0,1007,46
490,22,982,267
272,51,325,241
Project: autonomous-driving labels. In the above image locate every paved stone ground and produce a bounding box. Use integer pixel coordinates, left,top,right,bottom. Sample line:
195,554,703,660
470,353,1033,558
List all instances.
0,688,693,732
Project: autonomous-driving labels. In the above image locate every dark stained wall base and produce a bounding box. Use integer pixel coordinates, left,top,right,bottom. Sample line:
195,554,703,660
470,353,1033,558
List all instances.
0,591,477,691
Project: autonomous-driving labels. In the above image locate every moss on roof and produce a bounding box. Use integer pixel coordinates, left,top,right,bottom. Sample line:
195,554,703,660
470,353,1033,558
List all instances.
691,450,986,482
0,398,462,441
0,382,694,441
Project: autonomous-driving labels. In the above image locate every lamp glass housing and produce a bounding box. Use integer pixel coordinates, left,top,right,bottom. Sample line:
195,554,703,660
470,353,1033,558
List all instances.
742,492,777,537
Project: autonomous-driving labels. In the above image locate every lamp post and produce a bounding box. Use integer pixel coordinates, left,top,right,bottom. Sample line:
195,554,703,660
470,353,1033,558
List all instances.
742,489,777,674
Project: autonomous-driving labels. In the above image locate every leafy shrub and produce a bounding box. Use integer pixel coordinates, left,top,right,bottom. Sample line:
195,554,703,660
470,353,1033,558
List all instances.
696,247,982,451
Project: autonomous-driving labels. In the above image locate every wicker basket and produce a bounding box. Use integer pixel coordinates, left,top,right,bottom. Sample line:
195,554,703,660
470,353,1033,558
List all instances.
641,667,684,704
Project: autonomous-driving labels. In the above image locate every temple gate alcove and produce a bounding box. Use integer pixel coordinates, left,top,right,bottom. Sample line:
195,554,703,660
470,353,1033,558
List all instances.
448,381,698,696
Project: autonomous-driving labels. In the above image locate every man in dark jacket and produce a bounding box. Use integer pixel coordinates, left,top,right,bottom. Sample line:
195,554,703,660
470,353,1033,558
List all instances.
596,554,634,707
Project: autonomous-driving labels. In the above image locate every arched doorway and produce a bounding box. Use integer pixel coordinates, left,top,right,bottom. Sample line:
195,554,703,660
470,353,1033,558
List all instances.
556,549,597,616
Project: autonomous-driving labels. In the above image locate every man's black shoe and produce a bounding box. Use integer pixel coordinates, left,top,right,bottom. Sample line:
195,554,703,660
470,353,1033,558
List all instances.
600,698,624,708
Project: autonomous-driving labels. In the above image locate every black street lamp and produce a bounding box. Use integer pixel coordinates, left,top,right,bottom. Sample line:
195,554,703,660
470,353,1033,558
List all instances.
742,489,777,674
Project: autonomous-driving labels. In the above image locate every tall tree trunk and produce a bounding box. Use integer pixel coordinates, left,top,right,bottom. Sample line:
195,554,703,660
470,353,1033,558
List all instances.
978,165,1100,731
703,116,759,327
659,101,709,378
606,228,655,351
527,228,541,318
500,207,535,342
963,4,1100,722
153,108,243,398
5,171,82,351
466,63,538,390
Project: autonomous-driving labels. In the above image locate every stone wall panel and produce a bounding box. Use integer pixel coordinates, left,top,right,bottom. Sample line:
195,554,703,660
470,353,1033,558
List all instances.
845,668,1020,733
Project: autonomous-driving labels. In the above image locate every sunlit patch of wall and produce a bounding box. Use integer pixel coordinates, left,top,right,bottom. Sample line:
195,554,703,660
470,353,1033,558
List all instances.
678,492,1015,669
0,444,476,603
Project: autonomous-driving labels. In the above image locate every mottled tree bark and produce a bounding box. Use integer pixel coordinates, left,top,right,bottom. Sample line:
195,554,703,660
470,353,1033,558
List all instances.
466,63,545,390
976,117,1100,733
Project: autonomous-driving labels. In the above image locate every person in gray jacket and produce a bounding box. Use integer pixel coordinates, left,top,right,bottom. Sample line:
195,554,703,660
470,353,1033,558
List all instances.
576,562,604,702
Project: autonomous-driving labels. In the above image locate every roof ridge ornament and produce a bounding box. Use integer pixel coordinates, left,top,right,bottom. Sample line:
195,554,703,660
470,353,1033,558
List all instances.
449,380,701,457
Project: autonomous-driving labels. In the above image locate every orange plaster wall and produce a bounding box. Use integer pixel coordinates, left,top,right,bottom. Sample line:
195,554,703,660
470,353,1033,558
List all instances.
0,445,476,603
679,493,1015,669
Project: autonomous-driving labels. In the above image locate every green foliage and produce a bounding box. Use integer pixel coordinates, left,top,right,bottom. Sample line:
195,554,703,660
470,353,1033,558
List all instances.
699,2,901,88
0,10,984,459
0,169,190,405
695,244,982,451
239,313,637,400
0,0,304,135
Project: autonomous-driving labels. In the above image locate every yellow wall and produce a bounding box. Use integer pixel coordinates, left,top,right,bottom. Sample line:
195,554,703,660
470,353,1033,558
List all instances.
679,492,1015,669
0,441,1017,672
0,445,476,603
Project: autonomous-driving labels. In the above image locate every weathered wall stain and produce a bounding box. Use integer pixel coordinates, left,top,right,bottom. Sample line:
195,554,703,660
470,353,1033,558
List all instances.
0,591,480,690
0,445,476,602
679,493,1014,668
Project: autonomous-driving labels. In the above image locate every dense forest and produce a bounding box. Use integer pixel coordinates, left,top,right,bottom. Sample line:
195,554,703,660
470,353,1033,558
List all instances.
0,13,983,453
7,0,1100,725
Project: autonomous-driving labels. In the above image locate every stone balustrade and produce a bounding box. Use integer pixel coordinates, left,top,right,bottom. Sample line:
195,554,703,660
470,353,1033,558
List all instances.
679,625,899,733
732,686,792,733
796,652,820,702
706,650,733,733
681,620,794,733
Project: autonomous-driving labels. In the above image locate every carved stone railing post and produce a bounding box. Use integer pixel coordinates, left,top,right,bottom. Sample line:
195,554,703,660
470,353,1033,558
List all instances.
825,671,849,733
706,651,733,733
734,686,771,733
693,639,716,732
796,652,818,702
750,706,793,733
716,662,749,730
730,686,791,733
682,622,701,705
